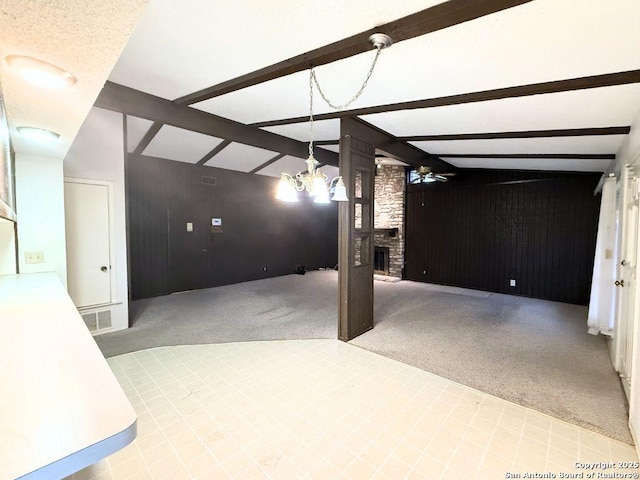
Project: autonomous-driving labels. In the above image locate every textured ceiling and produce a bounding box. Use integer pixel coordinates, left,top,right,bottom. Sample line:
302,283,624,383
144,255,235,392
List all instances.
0,0,148,160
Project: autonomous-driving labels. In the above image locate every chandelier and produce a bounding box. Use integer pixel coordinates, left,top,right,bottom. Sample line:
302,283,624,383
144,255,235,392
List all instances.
276,33,393,204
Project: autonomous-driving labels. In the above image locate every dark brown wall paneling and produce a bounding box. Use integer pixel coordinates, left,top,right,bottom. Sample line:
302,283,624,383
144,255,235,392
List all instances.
127,155,338,300
405,170,601,305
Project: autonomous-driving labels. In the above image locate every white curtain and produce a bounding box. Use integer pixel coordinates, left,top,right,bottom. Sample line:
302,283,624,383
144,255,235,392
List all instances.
587,176,617,335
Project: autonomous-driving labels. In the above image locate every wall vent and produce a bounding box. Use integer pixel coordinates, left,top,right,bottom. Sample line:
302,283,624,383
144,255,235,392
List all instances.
81,309,112,332
97,310,112,329
201,176,217,186
82,312,97,332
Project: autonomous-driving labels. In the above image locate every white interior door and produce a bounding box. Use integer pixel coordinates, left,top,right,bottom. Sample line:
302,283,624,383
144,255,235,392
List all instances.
616,166,640,400
64,181,112,308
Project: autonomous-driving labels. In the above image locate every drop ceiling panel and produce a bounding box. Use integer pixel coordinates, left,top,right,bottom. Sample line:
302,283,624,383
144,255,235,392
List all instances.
109,0,443,99
144,125,223,163
362,84,640,137
411,135,626,156
261,119,340,143
191,0,640,125
126,115,154,153
255,155,307,177
445,157,612,173
204,142,277,172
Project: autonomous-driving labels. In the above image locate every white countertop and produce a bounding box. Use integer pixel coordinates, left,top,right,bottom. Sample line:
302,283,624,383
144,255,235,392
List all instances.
0,273,136,480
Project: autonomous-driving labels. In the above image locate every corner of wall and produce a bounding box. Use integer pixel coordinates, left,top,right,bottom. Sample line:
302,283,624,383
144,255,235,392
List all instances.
64,107,128,331
14,153,67,286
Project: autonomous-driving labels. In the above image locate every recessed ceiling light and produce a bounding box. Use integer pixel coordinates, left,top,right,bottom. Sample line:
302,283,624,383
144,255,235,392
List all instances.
5,55,77,89
17,127,60,141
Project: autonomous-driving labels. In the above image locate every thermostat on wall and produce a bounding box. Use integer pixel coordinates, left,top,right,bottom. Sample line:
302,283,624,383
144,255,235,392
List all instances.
211,218,222,226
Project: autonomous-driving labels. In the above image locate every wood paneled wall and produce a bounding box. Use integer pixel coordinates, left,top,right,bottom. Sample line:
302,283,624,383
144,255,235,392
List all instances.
127,155,338,300
405,170,601,305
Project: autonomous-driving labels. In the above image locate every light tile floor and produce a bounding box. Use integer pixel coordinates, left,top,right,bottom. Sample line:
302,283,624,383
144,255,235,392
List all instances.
69,340,639,480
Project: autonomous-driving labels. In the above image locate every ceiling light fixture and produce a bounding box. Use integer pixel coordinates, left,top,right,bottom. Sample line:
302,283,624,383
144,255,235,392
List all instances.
5,55,77,89
17,126,60,142
276,33,392,204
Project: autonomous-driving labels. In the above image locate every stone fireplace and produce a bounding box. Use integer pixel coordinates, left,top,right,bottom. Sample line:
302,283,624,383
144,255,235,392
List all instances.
373,164,405,278
352,163,405,278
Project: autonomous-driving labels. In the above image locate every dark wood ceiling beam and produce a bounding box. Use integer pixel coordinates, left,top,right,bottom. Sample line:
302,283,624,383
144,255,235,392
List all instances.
132,121,163,155
342,117,455,171
283,126,632,145
95,81,339,166
174,0,533,105
197,140,232,165
399,126,631,141
249,153,286,174
436,153,615,159
254,70,640,127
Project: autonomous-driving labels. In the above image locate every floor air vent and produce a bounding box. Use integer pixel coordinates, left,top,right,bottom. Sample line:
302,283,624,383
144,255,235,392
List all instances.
201,176,217,186
82,312,97,332
97,310,112,329
81,309,112,332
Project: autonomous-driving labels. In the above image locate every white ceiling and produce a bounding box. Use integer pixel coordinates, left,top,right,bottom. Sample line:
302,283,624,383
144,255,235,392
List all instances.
204,142,276,171
108,0,443,99
126,115,155,152
0,0,148,161
3,0,640,176
143,125,223,164
362,85,640,136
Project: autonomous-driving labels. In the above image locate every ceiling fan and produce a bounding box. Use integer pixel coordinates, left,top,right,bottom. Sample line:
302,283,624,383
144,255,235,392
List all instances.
410,165,455,184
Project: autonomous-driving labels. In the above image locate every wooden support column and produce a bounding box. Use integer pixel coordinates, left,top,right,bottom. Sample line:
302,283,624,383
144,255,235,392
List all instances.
338,118,375,341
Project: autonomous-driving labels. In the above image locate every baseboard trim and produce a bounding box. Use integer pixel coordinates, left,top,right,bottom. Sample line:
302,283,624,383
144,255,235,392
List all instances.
630,420,639,456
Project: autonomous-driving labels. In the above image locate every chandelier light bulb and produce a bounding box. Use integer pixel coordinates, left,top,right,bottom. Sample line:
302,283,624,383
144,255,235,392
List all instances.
275,174,299,203
331,177,349,202
311,176,328,198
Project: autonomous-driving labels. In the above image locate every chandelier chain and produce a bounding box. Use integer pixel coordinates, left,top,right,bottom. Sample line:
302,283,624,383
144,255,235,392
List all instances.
310,45,383,111
309,68,314,158
308,45,383,160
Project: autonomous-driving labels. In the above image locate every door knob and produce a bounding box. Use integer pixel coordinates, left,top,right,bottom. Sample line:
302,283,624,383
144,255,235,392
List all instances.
615,280,625,287
101,266,108,272
621,260,627,266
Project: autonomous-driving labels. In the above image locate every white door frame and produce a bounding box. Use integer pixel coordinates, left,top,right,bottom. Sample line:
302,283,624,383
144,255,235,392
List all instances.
64,177,117,306
613,167,630,373
627,154,640,437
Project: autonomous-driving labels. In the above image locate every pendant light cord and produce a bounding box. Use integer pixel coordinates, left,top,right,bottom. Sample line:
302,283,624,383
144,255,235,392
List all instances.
308,45,384,159
309,68,315,158
311,45,383,110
